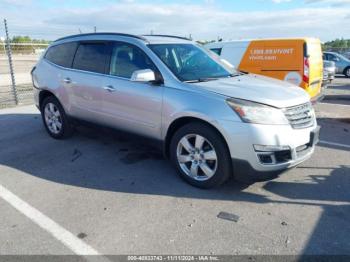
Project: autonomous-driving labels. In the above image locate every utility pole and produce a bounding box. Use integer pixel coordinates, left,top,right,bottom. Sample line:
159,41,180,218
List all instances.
4,19,18,105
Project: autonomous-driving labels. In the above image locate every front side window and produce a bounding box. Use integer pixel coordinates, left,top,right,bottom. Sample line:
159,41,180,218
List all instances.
149,44,235,82
110,43,157,79
72,43,107,74
45,42,78,68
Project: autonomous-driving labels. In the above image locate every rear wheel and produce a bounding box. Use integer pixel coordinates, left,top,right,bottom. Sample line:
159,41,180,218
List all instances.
41,96,74,139
170,122,232,188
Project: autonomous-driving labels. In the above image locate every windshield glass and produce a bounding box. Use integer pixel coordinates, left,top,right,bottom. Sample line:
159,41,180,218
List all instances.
337,53,350,62
148,43,237,82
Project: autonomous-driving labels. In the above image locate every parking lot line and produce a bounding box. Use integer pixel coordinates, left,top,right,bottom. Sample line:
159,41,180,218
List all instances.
0,184,100,256
319,140,350,149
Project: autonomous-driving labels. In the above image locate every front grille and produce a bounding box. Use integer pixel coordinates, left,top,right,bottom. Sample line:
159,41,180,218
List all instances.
284,102,314,129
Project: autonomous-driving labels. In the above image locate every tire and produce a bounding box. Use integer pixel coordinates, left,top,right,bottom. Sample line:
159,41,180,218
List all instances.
41,96,74,139
170,122,232,189
344,67,350,78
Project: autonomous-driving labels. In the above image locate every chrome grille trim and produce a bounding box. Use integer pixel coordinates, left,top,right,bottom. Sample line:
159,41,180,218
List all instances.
283,102,314,129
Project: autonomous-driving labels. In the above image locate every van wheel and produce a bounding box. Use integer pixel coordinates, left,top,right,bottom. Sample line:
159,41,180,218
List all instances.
344,67,350,78
170,122,232,189
41,96,74,139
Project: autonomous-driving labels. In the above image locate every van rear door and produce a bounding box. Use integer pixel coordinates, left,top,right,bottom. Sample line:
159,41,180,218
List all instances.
304,39,323,98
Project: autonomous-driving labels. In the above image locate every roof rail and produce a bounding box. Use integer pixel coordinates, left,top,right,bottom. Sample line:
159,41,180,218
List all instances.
143,34,192,41
54,32,148,42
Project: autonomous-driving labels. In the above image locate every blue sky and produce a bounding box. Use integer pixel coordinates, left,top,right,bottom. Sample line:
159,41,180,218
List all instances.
1,0,349,41
31,0,346,11
15,0,339,11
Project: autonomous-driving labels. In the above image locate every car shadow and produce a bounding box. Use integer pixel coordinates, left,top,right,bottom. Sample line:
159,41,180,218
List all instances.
316,117,350,152
321,94,350,106
0,112,267,202
263,165,350,254
327,84,350,91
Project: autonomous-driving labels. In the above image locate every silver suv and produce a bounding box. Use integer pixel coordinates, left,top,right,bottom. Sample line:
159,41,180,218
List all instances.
323,51,350,77
32,33,320,188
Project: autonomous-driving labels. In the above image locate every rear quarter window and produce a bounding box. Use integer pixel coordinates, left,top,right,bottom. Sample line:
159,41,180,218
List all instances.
45,42,78,68
72,43,108,74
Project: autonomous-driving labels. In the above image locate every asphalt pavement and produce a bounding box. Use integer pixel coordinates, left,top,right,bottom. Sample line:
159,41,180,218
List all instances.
0,78,349,257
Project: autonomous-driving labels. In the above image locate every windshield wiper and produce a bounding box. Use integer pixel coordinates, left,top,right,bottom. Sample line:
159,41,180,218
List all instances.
184,77,218,83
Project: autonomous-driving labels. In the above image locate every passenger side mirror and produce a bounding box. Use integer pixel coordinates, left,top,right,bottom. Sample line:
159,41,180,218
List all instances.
131,69,156,83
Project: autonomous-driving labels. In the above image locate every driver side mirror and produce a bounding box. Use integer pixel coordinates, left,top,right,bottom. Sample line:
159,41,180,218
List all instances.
131,69,156,83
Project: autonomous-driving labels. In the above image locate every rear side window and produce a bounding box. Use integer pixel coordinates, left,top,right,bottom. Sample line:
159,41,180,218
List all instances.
210,48,222,56
45,42,78,68
72,43,108,74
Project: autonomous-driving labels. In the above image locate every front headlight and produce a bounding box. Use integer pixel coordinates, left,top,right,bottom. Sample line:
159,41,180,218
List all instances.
226,98,289,125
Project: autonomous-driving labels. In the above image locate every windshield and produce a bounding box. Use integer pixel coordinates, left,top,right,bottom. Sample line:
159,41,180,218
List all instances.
337,53,350,62
148,43,237,82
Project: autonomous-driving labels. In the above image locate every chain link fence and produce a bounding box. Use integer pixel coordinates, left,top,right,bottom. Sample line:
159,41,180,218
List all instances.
0,42,48,108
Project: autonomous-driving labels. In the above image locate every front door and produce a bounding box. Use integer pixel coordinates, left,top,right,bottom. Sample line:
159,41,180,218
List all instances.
101,42,163,139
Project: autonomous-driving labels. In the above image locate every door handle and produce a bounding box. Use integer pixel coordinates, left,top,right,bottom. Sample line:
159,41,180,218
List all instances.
63,77,72,84
103,85,117,92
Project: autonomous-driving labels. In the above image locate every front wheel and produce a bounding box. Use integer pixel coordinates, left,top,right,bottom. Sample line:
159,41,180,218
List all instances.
170,122,232,188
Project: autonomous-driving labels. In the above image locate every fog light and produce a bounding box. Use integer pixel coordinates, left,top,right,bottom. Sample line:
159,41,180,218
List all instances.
254,145,290,152
258,154,273,164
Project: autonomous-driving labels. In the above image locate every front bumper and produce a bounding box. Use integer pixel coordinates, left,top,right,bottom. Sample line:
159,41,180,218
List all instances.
217,120,320,182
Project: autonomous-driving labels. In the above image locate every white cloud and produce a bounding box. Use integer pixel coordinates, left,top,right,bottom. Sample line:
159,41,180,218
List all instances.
1,2,349,41
305,0,350,4
271,0,292,3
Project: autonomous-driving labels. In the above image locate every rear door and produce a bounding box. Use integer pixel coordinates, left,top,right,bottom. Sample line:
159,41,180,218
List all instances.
68,41,109,122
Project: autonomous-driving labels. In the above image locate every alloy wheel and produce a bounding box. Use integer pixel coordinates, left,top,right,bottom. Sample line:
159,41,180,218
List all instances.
176,134,218,181
44,102,62,134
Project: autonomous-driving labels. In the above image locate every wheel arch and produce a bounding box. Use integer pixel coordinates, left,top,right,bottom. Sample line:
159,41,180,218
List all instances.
39,90,57,110
343,66,350,77
164,116,230,159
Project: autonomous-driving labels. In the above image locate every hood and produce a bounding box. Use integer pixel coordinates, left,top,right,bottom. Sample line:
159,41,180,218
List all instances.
192,74,310,108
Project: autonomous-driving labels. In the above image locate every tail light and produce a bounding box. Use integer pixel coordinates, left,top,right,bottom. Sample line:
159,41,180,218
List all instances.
303,57,309,83
31,66,38,89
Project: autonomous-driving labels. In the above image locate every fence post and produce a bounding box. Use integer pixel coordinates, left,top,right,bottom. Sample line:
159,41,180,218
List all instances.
4,19,18,105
